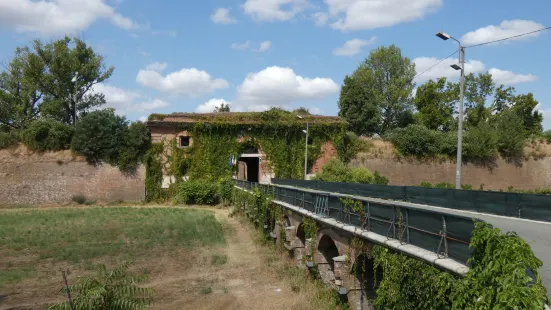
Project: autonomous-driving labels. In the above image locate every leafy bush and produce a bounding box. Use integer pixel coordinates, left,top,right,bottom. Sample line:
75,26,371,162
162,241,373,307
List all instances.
350,167,374,184
0,131,19,149
314,159,389,185
389,124,440,157
71,195,87,204
21,119,74,151
543,130,551,144
438,131,458,157
372,171,389,185
420,181,433,188
313,159,352,183
49,262,154,310
495,110,526,158
463,122,498,160
71,109,150,174
218,176,234,205
178,180,219,205
435,182,455,189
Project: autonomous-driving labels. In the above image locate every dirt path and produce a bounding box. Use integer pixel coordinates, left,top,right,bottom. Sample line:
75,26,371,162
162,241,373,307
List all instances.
148,207,305,310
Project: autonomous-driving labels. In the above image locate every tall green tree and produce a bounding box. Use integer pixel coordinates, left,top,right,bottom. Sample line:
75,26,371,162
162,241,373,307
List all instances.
339,45,416,136
26,37,113,125
0,48,43,130
215,103,230,112
414,77,458,131
464,72,495,111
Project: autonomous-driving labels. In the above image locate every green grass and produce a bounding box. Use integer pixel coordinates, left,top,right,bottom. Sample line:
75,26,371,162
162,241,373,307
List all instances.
199,287,213,295
211,254,228,265
0,207,226,288
0,268,34,288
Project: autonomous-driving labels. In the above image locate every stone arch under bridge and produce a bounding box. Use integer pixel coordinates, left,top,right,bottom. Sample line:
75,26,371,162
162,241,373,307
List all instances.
278,212,378,310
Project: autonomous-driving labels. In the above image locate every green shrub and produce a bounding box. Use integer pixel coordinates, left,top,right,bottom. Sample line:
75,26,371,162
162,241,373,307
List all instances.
463,122,498,160
178,180,219,205
350,167,374,184
312,159,352,183
21,120,73,151
420,181,433,188
71,195,87,204
218,176,234,205
71,110,150,174
0,131,19,149
543,130,551,144
389,124,440,157
495,110,526,158
438,131,458,157
372,171,389,185
435,182,455,189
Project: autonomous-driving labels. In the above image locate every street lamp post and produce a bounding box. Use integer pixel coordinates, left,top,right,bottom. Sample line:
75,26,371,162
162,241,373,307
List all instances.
296,115,309,180
71,72,79,127
436,32,465,190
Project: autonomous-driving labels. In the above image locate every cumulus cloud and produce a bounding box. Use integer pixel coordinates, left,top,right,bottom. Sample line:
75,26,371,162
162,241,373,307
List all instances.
139,116,148,122
145,62,168,72
488,68,538,85
413,56,486,82
414,57,538,86
92,84,169,115
461,20,545,46
136,68,229,96
242,0,309,21
236,66,339,108
325,0,441,31
333,37,376,56
196,98,232,113
0,0,136,35
211,8,237,24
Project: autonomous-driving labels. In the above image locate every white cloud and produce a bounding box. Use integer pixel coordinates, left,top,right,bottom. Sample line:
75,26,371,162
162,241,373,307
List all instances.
0,0,136,35
236,66,339,107
145,62,168,72
312,12,329,26
232,40,271,52
413,56,486,82
136,68,229,96
325,0,441,31
211,8,237,24
92,84,168,115
243,0,309,21
138,116,148,122
333,37,376,56
196,98,232,113
258,41,272,52
488,68,538,85
231,40,252,50
461,20,545,46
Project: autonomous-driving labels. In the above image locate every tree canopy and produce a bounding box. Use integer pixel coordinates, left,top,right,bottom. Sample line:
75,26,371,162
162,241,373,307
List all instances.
339,45,416,136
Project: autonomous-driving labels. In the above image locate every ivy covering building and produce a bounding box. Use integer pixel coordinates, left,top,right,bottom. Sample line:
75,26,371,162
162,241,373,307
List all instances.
144,108,352,197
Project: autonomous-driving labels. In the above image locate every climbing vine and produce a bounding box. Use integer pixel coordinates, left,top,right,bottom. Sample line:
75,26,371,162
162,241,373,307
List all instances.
302,217,319,264
146,109,348,195
143,143,163,202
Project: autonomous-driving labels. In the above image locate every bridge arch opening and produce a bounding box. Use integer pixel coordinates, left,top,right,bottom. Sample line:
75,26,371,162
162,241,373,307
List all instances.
351,253,383,309
296,223,306,247
318,235,339,270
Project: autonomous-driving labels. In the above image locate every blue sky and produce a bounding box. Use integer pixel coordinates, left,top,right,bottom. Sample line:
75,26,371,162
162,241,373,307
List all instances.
0,0,550,127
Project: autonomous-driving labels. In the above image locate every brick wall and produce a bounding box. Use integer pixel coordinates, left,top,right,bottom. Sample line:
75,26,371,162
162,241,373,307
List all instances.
0,145,145,205
313,142,338,173
350,157,551,190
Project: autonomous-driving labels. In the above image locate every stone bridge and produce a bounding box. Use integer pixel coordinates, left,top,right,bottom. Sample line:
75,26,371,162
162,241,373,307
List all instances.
235,181,475,309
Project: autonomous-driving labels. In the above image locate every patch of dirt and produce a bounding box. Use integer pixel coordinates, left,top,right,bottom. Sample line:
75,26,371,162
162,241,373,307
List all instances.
0,144,82,164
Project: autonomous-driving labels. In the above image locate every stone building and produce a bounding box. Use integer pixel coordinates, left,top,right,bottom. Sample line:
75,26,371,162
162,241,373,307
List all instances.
146,111,343,185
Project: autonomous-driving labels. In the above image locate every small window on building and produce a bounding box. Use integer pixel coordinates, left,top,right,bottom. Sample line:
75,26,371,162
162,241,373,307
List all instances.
179,136,190,147
307,137,314,145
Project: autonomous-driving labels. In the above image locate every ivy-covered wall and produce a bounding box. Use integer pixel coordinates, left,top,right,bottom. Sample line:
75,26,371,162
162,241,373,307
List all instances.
144,109,350,201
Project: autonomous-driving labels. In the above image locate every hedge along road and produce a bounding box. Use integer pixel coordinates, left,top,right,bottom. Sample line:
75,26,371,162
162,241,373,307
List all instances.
411,202,551,294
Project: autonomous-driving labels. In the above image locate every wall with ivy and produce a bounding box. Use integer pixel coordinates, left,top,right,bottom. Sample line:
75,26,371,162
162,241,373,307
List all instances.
144,109,349,200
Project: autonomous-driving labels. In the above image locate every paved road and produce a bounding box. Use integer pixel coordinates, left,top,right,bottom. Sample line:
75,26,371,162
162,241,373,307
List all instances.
413,203,551,294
